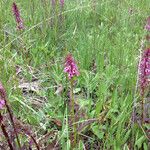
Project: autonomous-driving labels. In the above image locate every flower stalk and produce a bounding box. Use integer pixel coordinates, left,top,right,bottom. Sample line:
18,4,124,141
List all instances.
12,2,24,30
64,54,79,148
0,83,21,149
0,112,14,150
139,48,150,123
70,79,77,147
30,135,40,150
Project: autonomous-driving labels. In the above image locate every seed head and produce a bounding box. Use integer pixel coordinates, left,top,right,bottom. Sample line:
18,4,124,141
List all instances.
64,54,79,80
139,48,150,95
12,2,24,30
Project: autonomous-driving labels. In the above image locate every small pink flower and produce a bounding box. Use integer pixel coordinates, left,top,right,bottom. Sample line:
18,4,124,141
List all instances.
12,2,24,30
145,16,150,31
139,48,150,95
64,54,79,80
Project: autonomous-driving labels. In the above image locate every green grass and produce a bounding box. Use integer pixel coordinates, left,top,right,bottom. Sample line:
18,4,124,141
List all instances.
0,0,150,149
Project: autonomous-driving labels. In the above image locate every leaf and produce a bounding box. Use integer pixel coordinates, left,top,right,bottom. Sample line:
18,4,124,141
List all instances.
143,143,148,150
135,136,145,149
91,125,104,140
77,118,98,133
76,98,93,108
73,88,81,94
122,129,131,144
79,140,85,150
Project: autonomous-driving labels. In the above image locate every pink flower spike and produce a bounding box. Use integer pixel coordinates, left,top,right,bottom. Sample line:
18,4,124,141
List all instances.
145,16,150,31
60,0,64,7
64,54,79,80
12,2,24,30
139,48,150,95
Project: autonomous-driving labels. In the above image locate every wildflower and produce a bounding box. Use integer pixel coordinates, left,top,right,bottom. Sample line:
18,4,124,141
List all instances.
139,48,150,95
60,0,64,7
64,54,79,80
145,16,150,31
12,2,24,30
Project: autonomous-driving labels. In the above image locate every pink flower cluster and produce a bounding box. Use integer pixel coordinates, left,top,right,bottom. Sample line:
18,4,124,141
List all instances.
145,16,150,31
0,83,6,109
12,2,24,30
60,0,64,7
64,54,79,80
139,48,150,95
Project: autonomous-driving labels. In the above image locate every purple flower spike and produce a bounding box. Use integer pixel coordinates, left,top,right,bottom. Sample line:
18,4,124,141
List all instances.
64,54,80,80
145,17,150,31
139,48,150,95
60,0,64,7
12,2,24,30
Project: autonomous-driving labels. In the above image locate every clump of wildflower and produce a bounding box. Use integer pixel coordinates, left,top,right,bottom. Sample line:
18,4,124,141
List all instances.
139,48,150,95
64,54,79,80
145,16,150,31
12,2,24,30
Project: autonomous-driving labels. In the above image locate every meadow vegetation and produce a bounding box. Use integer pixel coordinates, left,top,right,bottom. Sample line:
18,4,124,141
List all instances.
0,0,150,149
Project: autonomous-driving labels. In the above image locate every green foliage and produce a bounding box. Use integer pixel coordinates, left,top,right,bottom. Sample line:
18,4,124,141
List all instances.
0,0,149,149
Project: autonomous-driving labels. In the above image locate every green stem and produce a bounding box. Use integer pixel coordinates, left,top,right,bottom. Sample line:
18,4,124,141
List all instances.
0,112,14,150
70,79,77,148
30,135,40,150
141,95,144,124
5,101,21,149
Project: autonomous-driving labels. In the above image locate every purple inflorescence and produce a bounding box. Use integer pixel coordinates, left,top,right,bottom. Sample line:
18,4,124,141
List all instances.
12,2,24,30
64,54,79,80
145,17,150,31
139,48,150,95
60,0,64,7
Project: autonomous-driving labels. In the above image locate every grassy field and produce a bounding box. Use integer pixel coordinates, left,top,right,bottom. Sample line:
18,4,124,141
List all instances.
0,0,150,149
